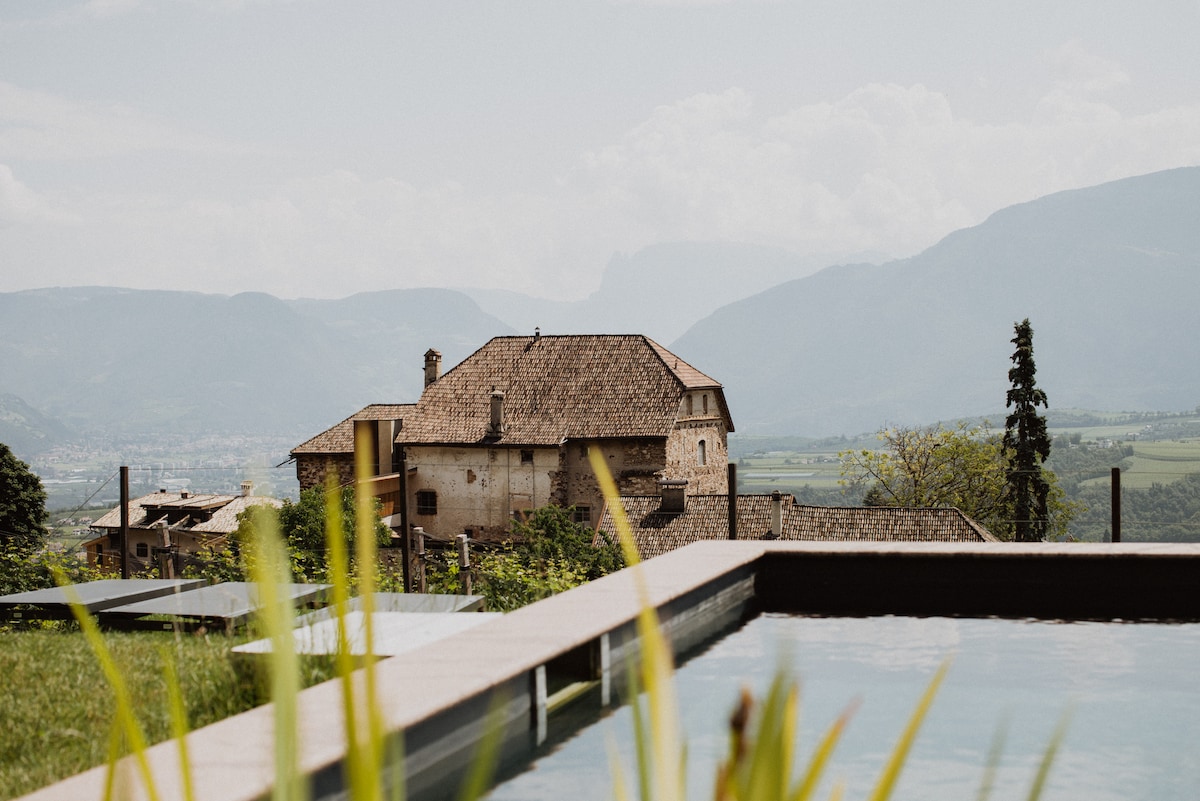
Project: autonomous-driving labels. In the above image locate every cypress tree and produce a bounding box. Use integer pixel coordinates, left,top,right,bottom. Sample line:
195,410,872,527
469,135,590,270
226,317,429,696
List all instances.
1003,319,1051,541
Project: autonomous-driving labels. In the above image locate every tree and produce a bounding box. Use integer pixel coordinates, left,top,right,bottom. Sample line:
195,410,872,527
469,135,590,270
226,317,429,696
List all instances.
0,442,48,556
190,485,390,583
840,423,1010,532
840,422,1077,541
1004,319,1052,542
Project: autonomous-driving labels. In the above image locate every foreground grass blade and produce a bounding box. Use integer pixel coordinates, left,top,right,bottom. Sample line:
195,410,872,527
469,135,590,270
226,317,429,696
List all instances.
1026,708,1071,801
161,648,197,801
974,716,1010,801
247,505,306,801
865,658,950,801
353,430,385,801
788,697,860,801
53,569,162,801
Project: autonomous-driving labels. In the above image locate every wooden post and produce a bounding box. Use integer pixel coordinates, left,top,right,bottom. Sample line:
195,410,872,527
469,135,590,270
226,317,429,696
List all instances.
1111,467,1122,543
119,465,130,579
727,462,738,540
457,533,472,595
398,447,411,592
415,527,427,593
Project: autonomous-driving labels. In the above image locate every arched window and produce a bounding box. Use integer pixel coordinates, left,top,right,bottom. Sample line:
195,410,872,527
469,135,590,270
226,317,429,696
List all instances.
702,394,709,414
698,439,707,466
686,395,694,416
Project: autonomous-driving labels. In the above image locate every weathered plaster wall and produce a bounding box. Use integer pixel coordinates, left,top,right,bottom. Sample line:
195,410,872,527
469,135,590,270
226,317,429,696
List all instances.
405,445,559,541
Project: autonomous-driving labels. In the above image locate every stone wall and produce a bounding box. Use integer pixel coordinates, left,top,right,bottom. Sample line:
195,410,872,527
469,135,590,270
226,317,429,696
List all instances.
295,454,355,491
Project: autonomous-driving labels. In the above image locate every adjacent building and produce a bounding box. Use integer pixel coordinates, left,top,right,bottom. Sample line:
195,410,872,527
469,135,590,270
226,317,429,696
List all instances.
85,484,282,572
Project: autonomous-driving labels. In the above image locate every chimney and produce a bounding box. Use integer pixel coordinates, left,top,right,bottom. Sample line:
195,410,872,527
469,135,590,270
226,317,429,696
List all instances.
764,490,782,540
534,327,541,342
488,390,506,436
659,479,688,514
424,349,443,387
180,489,190,500
241,481,253,497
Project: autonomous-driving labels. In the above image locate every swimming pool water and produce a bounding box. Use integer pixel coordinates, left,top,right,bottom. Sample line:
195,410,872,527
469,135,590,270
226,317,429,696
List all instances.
483,614,1200,800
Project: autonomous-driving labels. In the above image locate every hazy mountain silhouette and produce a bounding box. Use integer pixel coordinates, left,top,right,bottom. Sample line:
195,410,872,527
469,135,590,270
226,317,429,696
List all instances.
671,166,1200,435
3,167,1197,447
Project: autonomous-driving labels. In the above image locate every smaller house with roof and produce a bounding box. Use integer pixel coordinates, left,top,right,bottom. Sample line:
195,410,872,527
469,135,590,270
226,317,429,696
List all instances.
86,484,282,573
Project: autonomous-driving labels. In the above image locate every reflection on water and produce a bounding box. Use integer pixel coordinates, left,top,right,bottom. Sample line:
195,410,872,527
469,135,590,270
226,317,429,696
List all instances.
484,615,1200,801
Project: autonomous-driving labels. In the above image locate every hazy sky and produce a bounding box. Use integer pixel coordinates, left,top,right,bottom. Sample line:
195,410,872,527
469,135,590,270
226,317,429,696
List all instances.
2,1,1199,301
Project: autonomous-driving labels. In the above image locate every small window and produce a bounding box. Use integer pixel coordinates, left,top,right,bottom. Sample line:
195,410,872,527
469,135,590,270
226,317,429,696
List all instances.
580,444,590,460
416,490,438,516
702,394,709,414
571,506,591,525
520,449,534,464
135,542,149,558
686,395,694,416
698,439,707,466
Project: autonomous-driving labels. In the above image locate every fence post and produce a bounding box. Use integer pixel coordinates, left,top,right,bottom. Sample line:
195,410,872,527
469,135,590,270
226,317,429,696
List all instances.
457,533,472,595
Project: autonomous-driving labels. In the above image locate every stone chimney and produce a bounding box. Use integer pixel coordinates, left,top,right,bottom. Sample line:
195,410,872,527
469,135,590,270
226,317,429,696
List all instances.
180,489,190,500
763,490,782,540
424,349,443,387
659,479,688,514
241,481,253,497
488,390,506,436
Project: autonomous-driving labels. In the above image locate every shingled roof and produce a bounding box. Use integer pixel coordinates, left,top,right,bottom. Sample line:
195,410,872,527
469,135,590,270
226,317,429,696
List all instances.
399,334,733,446
291,404,415,456
92,490,283,538
600,494,997,559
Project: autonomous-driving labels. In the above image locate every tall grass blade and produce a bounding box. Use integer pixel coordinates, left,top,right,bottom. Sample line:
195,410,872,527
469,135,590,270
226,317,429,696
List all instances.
247,505,306,801
161,647,197,801
865,658,950,801
52,568,162,801
453,696,507,801
590,447,684,801
974,716,1009,801
1025,709,1071,801
353,428,385,801
788,697,859,801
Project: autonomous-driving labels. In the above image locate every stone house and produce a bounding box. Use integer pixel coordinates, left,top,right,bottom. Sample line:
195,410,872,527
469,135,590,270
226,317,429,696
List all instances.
291,333,734,542
599,485,998,560
85,484,282,572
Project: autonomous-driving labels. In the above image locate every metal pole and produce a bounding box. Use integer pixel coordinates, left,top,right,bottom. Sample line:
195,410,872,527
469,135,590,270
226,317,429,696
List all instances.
119,465,130,579
1111,467,1122,543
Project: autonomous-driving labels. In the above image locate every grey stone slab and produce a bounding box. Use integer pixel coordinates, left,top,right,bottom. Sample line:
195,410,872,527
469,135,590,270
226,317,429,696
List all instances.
0,578,208,621
234,610,502,657
297,592,484,625
97,581,331,629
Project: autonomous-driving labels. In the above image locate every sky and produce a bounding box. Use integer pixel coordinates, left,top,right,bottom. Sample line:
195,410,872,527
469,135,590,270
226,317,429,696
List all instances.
2,1,1199,301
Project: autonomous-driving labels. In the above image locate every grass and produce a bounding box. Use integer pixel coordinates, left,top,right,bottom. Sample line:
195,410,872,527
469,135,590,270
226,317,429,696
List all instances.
0,628,257,800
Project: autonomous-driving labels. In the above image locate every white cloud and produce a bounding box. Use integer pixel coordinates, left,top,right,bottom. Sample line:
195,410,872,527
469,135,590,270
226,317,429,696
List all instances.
0,81,251,161
0,164,71,226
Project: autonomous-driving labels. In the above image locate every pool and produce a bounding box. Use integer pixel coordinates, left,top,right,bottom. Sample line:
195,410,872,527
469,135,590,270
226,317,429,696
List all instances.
482,614,1200,801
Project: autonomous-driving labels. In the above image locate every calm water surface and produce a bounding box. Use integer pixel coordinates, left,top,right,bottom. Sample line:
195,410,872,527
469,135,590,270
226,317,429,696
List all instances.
484,614,1200,800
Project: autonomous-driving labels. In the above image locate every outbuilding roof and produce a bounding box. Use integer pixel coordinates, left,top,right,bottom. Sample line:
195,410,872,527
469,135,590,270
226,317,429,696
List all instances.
600,494,997,559
91,490,283,538
291,404,415,456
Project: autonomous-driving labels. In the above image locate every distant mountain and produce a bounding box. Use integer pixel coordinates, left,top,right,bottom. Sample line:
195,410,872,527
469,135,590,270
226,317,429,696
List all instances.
0,393,74,455
465,242,864,343
0,287,513,438
671,166,1200,436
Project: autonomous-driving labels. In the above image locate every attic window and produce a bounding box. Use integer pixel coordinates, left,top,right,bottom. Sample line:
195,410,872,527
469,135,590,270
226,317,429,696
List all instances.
702,394,709,414
698,439,707,466
416,490,438,516
686,395,694,416
520,449,534,465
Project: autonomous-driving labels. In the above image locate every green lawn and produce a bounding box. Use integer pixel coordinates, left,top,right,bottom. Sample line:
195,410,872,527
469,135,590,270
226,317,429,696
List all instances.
0,627,281,800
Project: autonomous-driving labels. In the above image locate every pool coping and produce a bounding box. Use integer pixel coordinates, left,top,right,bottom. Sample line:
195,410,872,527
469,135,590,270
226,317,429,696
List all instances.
17,541,1200,801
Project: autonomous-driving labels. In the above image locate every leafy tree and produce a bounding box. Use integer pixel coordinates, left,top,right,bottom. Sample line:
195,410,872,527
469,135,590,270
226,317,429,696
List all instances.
187,486,390,583
1004,319,1052,541
0,443,48,556
426,505,624,611
840,422,1076,541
